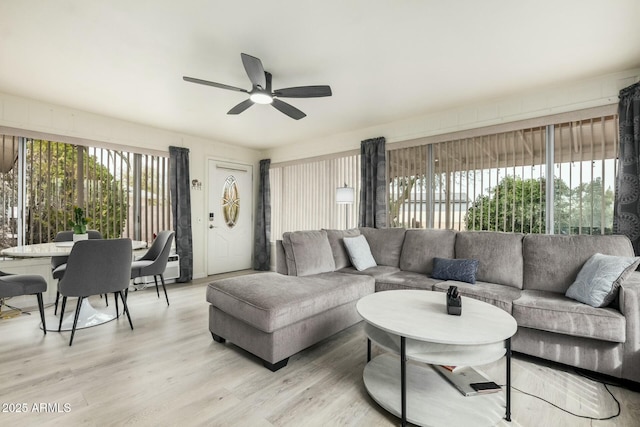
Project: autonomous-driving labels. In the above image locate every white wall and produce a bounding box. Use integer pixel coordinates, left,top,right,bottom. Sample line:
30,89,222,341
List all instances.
0,91,262,280
266,69,640,163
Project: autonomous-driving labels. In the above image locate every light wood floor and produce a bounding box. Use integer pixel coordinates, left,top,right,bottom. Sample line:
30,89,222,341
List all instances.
1,273,639,427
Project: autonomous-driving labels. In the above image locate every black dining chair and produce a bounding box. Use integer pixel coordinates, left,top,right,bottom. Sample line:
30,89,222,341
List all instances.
0,271,47,334
52,230,103,315
130,230,175,306
57,238,133,345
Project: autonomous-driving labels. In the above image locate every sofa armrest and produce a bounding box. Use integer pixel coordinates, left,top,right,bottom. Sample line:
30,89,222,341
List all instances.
620,271,640,316
620,271,640,382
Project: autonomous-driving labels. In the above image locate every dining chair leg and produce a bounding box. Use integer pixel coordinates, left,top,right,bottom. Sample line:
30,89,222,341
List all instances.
119,290,133,330
69,296,83,346
104,293,109,307
114,291,119,318
58,296,67,332
159,275,169,306
54,290,60,315
36,292,46,335
153,276,160,298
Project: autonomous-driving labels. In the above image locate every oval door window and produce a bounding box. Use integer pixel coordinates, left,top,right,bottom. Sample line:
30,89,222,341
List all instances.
222,175,240,228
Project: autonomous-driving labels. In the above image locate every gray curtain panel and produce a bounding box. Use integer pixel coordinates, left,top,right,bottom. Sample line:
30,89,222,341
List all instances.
169,146,193,282
614,82,640,254
359,137,387,228
254,159,271,270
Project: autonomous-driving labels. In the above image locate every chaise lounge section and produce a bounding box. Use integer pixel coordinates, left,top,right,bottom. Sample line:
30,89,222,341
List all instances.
206,270,374,371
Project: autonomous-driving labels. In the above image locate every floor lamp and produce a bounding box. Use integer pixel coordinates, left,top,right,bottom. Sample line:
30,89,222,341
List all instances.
336,184,354,229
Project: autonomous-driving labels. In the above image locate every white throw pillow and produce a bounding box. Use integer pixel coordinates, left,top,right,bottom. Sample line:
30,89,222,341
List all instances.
343,235,377,271
565,253,640,307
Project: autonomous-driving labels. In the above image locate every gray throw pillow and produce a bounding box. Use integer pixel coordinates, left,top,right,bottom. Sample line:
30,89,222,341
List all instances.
343,235,377,271
323,228,361,270
431,257,479,284
565,253,640,308
282,230,336,276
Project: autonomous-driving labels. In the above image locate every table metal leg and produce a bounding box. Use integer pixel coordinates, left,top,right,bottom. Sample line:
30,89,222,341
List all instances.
401,336,407,427
506,337,512,422
367,338,371,362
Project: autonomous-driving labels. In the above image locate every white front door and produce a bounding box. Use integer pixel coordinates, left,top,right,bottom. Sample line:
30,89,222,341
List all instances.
207,160,253,275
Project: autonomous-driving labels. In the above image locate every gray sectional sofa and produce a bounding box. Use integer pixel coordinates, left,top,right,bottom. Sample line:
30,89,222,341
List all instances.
207,227,640,384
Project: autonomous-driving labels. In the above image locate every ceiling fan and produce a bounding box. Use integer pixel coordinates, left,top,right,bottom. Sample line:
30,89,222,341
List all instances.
183,53,332,120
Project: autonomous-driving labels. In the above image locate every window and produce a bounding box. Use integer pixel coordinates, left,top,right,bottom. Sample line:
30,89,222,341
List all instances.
270,153,360,241
387,109,618,235
553,117,618,235
432,127,547,233
0,137,171,250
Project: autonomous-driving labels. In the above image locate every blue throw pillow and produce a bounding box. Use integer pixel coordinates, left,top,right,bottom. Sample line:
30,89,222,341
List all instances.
432,257,479,284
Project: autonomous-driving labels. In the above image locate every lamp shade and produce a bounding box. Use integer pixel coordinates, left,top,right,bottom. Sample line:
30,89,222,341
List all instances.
336,186,354,204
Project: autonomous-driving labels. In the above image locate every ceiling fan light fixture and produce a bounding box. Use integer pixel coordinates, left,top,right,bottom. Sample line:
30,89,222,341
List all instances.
249,92,273,105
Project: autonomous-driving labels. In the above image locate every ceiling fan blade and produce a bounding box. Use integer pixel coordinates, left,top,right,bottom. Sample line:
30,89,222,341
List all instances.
183,76,248,93
273,85,332,98
265,72,272,93
241,53,266,89
227,99,254,115
272,99,306,120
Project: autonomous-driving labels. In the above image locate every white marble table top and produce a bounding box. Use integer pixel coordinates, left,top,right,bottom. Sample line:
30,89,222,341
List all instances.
357,290,517,345
1,240,148,258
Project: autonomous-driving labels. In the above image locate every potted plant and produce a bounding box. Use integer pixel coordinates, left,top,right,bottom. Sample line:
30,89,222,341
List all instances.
69,207,89,241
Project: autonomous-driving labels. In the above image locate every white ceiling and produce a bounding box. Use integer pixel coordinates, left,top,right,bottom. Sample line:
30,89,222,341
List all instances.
1,1,639,150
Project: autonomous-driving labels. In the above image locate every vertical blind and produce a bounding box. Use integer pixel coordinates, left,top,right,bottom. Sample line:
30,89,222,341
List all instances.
270,153,360,241
387,114,618,235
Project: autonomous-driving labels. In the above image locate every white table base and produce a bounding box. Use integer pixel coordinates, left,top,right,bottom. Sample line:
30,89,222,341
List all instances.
44,298,117,332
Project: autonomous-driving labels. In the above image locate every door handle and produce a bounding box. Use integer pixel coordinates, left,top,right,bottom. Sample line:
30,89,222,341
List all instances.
209,225,217,229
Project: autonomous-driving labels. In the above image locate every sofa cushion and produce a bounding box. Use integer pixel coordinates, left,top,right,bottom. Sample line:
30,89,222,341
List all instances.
324,228,361,269
360,227,406,267
522,234,635,293
374,270,441,292
455,231,524,289
432,258,479,284
512,290,626,343
206,272,374,333
338,265,400,281
566,253,640,308
399,229,457,274
343,235,377,271
282,230,335,276
433,281,522,313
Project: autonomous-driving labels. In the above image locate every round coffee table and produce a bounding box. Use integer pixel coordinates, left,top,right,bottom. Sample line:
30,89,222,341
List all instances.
357,290,517,427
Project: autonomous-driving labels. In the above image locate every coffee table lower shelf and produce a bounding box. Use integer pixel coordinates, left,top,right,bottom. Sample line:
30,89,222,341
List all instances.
363,353,505,427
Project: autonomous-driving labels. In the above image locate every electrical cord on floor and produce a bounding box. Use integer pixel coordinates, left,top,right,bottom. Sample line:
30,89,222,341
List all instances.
501,369,622,421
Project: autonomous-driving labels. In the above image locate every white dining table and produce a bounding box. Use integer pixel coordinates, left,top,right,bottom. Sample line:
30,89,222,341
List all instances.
1,239,148,331
1,240,148,257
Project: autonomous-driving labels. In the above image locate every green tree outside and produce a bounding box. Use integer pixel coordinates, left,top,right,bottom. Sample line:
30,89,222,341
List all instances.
560,177,614,234
464,175,613,234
